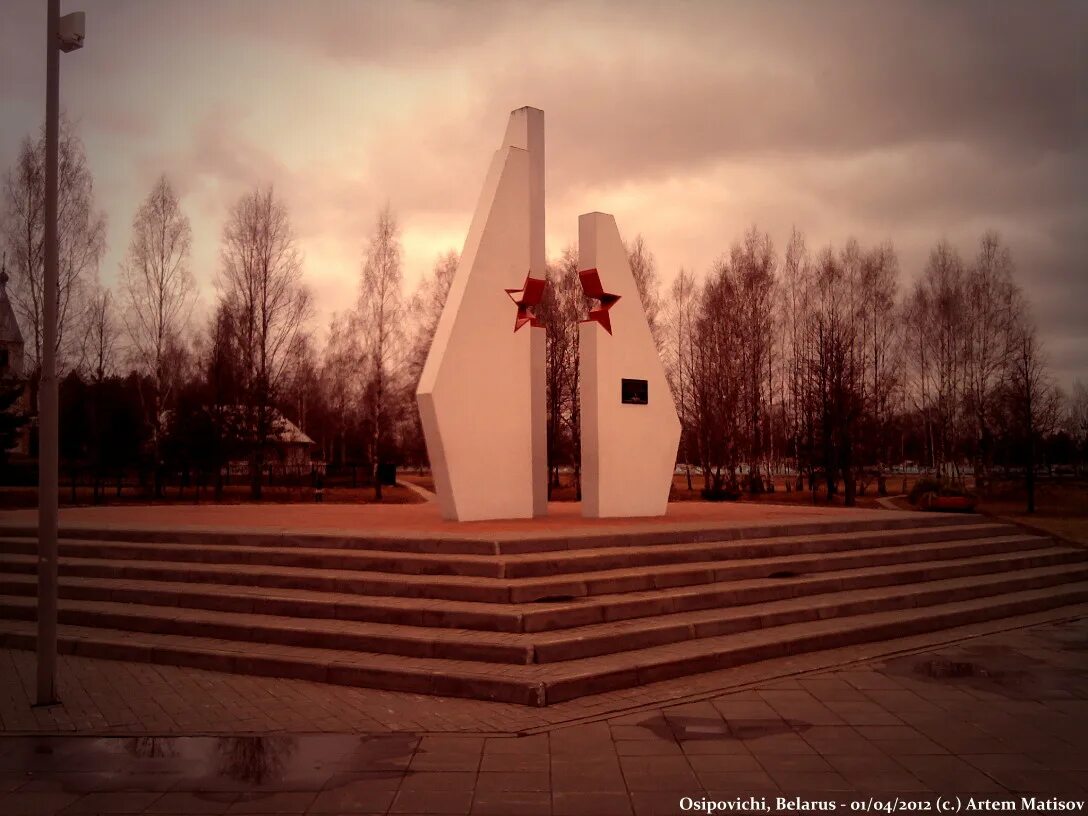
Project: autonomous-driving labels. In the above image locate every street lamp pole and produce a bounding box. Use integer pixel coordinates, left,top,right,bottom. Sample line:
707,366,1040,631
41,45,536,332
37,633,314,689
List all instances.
36,0,62,708
37,0,83,706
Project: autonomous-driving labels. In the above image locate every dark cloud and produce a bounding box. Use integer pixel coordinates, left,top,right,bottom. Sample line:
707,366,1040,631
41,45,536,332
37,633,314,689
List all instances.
0,0,1084,386
475,1,1087,189
160,0,518,68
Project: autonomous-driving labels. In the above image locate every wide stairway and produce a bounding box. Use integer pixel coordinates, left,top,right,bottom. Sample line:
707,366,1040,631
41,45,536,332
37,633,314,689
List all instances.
0,514,1085,706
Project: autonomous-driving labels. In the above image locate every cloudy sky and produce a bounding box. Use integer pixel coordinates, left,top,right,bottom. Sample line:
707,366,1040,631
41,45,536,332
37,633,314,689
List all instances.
1,0,1085,386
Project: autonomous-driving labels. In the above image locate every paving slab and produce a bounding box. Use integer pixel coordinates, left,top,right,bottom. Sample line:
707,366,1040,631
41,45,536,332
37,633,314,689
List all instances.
0,602,1084,814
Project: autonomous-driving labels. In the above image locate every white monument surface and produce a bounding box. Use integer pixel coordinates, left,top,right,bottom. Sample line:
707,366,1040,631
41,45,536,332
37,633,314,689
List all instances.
578,212,681,518
416,107,547,521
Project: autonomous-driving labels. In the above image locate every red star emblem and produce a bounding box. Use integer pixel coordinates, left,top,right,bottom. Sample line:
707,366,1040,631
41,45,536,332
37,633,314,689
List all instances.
505,274,546,332
578,268,621,334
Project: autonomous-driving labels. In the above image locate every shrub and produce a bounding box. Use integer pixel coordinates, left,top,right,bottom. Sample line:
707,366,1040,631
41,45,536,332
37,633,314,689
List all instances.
702,485,742,501
908,477,943,505
908,476,976,505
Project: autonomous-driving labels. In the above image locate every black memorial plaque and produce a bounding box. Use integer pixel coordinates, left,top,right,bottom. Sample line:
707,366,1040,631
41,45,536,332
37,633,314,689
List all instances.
621,378,649,405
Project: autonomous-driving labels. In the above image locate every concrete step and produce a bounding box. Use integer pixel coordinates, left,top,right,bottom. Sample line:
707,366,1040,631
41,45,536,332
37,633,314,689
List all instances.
0,595,534,664
0,522,1012,581
487,513,988,555
0,545,1081,633
510,534,1056,601
0,511,982,556
0,537,504,578
528,562,1088,661
0,526,502,556
516,545,1088,632
498,523,1016,578
0,616,548,705
0,572,529,632
0,533,1054,603
1,581,1085,705
534,581,1088,704
0,562,1083,666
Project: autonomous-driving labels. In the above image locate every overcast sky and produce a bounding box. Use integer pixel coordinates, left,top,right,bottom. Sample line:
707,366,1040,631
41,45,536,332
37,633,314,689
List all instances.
1,0,1085,387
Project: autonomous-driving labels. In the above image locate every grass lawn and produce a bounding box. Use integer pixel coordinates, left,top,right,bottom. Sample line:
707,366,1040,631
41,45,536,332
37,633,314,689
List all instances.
976,479,1088,547
545,472,915,509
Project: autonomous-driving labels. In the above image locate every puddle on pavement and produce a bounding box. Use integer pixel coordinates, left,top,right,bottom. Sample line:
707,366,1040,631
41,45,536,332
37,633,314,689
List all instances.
639,714,809,741
1034,621,1088,652
915,659,991,679
880,647,1068,700
722,717,812,739
0,733,418,791
877,619,1088,702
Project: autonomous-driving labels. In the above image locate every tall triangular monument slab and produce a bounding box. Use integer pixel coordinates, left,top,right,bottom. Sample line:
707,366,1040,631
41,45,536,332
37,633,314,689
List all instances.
416,107,548,521
579,212,681,517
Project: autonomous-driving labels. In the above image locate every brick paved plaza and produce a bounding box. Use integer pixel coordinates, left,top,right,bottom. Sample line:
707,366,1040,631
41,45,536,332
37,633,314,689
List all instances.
0,609,1085,815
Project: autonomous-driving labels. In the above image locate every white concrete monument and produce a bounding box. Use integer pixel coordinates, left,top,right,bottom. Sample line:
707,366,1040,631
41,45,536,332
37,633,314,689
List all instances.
416,107,548,521
578,212,681,517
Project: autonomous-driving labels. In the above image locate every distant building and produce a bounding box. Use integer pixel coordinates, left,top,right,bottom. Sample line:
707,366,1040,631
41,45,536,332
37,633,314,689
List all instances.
165,405,315,474
266,411,315,470
0,265,31,457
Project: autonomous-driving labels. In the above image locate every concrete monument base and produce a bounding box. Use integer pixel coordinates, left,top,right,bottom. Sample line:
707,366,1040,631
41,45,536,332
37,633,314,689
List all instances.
0,504,1082,705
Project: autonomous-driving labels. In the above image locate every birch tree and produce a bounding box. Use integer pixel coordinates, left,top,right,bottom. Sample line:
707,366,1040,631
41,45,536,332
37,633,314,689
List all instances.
1003,313,1062,513
1067,381,1088,477
731,227,777,492
626,235,663,350
1,118,106,382
664,268,699,490
218,185,312,499
963,232,1019,480
857,241,900,488
357,205,403,500
81,286,120,384
319,311,359,467
538,246,585,495
119,175,196,493
405,250,457,390
779,228,813,490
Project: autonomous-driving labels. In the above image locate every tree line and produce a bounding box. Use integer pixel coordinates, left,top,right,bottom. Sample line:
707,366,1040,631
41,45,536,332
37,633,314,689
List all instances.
658,227,1083,511
2,119,1085,508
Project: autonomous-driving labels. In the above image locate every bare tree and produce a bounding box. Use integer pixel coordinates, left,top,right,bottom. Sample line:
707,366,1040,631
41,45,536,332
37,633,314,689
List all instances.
81,285,120,384
201,303,244,500
778,228,813,490
120,176,195,383
802,244,866,505
406,251,457,389
320,312,360,468
963,231,1019,481
282,333,318,438
904,240,968,478
402,251,457,469
356,205,404,500
690,262,743,496
626,234,663,350
663,268,699,490
119,175,196,494
856,241,900,491
537,246,585,496
1003,313,1062,513
1066,381,1088,477
218,185,312,499
730,227,777,493
1,117,106,384
77,285,123,504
